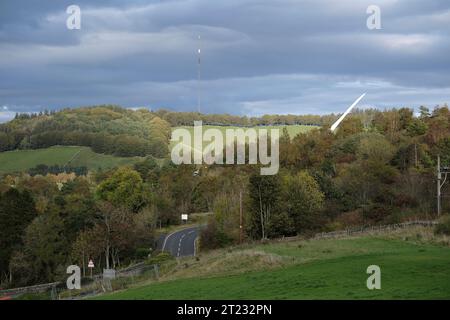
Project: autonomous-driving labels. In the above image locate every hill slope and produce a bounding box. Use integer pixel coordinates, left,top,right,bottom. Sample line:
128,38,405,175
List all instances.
97,227,450,299
0,106,171,158
0,124,315,174
0,146,143,174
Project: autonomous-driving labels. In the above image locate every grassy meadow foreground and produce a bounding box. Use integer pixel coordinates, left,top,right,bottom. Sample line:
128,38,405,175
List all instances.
96,227,450,300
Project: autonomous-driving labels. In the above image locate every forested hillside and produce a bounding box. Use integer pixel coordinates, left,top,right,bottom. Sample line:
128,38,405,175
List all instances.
1,104,450,289
200,105,450,248
0,106,171,158
0,105,337,158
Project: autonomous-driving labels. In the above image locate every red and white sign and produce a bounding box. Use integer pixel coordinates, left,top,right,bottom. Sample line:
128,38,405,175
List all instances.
88,260,94,268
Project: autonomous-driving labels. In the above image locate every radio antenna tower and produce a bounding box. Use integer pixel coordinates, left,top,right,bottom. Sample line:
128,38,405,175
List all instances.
197,35,201,114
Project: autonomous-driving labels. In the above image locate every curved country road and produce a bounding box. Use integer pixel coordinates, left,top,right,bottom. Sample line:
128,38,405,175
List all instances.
162,226,199,257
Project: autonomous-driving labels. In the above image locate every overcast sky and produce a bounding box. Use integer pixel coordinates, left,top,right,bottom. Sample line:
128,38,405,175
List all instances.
0,0,449,121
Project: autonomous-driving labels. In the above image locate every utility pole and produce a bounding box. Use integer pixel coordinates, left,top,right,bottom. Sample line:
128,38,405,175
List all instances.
414,143,418,168
239,189,243,244
437,154,449,216
197,35,201,114
437,154,441,216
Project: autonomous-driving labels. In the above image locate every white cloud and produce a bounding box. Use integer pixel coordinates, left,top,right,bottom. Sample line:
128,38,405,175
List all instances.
0,24,249,67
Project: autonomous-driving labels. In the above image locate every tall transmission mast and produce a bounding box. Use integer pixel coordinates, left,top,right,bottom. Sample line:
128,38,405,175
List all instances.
197,35,201,114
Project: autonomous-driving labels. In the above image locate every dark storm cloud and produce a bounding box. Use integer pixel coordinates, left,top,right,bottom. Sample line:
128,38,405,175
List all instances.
0,0,449,120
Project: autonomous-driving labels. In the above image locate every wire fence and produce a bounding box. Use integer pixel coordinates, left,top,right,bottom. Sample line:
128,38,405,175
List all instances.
313,220,438,239
0,263,159,300
274,220,438,243
0,281,61,300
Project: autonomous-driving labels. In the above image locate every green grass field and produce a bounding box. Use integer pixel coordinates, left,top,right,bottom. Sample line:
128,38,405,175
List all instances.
172,125,315,140
169,124,317,150
0,125,315,174
0,146,143,174
97,229,450,299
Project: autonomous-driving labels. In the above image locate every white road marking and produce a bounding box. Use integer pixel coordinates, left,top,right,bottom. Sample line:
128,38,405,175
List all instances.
177,234,186,257
162,227,198,257
162,229,180,252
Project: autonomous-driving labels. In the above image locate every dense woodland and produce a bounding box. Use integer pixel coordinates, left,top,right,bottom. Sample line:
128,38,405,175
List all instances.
0,106,171,158
152,109,339,127
0,104,450,288
0,105,338,158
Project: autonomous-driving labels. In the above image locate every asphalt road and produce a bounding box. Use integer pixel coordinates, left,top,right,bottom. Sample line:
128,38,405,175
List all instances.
162,226,199,258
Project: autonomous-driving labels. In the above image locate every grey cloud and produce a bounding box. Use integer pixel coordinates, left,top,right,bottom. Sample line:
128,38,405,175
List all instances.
0,0,449,116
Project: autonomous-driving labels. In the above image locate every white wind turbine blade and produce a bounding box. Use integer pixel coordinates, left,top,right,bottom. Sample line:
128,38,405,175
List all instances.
330,93,366,132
